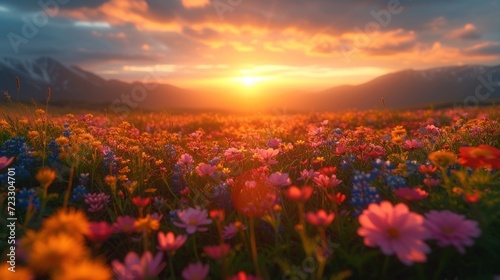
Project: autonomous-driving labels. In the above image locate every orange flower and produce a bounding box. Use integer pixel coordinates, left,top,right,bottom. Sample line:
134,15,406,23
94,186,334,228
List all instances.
458,145,500,169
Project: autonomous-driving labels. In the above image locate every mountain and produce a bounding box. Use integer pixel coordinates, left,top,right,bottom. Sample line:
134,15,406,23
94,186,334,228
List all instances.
308,65,500,111
1,56,499,112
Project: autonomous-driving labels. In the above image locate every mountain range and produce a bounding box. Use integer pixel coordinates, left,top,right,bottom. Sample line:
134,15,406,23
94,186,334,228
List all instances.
1,56,499,112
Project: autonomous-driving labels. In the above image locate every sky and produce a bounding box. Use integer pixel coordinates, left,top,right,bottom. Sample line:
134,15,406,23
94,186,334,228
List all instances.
1,0,500,92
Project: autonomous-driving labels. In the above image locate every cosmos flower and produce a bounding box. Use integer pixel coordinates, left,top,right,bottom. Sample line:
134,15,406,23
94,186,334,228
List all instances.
112,251,165,280
113,215,136,233
182,262,209,280
267,172,291,189
174,207,213,234
223,222,247,240
0,156,14,169
284,186,313,202
178,153,194,165
357,201,430,265
305,210,335,227
196,163,218,177
424,210,481,254
87,221,114,242
203,244,231,260
313,174,342,188
157,231,188,252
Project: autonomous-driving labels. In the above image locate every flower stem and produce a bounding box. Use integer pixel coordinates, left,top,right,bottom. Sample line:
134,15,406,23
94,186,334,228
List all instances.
249,217,262,278
63,165,74,209
168,252,177,280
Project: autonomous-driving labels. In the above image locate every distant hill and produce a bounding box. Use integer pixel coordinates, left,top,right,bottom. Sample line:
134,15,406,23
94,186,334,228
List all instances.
1,56,499,112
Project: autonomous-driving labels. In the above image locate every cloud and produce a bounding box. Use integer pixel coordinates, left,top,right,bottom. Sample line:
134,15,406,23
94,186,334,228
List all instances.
181,0,210,9
464,42,500,56
448,23,481,40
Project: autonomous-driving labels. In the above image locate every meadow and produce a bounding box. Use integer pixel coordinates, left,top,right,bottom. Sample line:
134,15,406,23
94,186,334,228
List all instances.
1,104,499,280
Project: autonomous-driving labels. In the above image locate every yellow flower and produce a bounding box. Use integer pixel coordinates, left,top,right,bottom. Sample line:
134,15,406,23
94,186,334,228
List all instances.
391,136,404,145
52,259,112,280
391,126,407,138
55,136,69,146
134,215,159,233
41,208,89,238
428,150,457,169
0,264,33,280
18,119,29,125
28,234,87,275
104,175,117,190
35,109,45,115
27,131,40,140
36,167,56,189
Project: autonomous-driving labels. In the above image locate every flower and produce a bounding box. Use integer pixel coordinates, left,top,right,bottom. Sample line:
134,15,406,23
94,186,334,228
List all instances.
267,172,291,189
418,164,437,175
458,145,500,169
254,148,279,165
223,222,247,240
36,167,56,188
424,210,481,254
428,150,456,169
203,244,231,260
41,208,89,238
0,156,14,169
313,174,342,188
114,215,136,233
327,192,347,204
423,178,441,187
28,233,88,275
178,153,194,165
157,231,188,252
174,207,212,234
394,188,429,202
132,196,151,207
209,209,225,222
52,259,112,280
134,214,160,233
84,193,110,213
182,262,209,280
0,263,33,280
228,271,262,280
357,201,430,266
112,251,165,280
87,221,114,242
285,186,313,202
296,169,320,182
402,139,424,151
305,210,335,227
196,163,217,176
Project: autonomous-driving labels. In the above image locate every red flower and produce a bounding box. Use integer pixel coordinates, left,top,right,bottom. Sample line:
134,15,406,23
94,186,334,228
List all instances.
132,196,151,207
319,166,337,176
285,186,313,202
458,145,500,169
464,190,481,203
327,192,346,204
418,164,437,175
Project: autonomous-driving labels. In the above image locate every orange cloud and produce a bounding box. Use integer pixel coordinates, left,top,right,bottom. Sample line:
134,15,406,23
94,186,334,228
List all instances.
181,0,210,8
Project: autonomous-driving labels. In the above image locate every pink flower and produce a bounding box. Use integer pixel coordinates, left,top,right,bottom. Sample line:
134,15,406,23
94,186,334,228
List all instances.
87,221,114,242
203,244,231,260
394,188,429,202
112,251,166,280
224,148,243,161
196,163,217,177
313,174,342,188
178,153,194,165
357,201,430,266
228,271,262,280
402,139,424,151
182,262,209,280
305,210,335,227
254,148,279,165
334,141,347,155
424,210,481,254
174,207,212,234
157,231,188,252
267,172,291,189
0,156,14,169
223,222,247,240
285,186,313,202
423,178,441,187
297,169,320,182
114,215,136,233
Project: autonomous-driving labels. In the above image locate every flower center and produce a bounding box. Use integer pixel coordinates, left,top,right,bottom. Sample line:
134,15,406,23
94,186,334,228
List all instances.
441,226,455,234
189,219,198,226
387,227,400,239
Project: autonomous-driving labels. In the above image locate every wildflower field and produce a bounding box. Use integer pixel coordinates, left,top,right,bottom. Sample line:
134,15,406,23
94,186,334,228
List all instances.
1,105,500,280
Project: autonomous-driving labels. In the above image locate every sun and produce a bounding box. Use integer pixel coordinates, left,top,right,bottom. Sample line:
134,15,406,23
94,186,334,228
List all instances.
240,75,261,87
